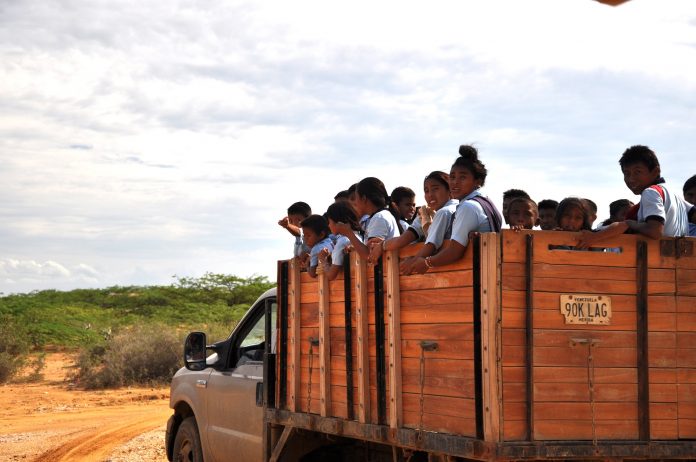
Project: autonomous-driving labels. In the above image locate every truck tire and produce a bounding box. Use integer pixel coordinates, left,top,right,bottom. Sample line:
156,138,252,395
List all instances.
173,416,204,462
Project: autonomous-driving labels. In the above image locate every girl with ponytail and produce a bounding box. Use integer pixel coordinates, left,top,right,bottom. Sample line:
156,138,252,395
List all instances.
334,176,400,261
404,145,502,274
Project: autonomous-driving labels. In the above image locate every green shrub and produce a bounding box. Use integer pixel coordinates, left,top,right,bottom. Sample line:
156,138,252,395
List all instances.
0,318,30,383
206,320,238,344
75,324,182,389
0,273,273,349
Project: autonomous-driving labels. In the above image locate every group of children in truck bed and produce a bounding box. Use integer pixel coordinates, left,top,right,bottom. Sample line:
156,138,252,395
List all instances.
278,144,696,278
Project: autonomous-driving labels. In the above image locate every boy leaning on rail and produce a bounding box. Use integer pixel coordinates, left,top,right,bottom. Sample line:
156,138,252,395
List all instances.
576,145,695,249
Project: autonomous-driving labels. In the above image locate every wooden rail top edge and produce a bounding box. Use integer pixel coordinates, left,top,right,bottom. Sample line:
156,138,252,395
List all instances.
277,231,693,268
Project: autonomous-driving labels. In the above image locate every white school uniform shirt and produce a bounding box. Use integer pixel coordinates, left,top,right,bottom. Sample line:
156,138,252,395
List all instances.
638,182,689,237
331,232,360,266
363,209,400,244
408,200,459,244
407,215,424,241
424,199,459,249
451,190,492,247
293,231,310,258
309,237,334,267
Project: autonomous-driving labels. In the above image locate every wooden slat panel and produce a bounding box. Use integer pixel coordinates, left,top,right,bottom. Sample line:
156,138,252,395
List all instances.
534,401,638,420
504,231,675,268
299,303,319,326
402,339,474,360
533,382,638,402
401,323,474,341
402,393,477,435
398,269,473,291
502,328,525,346
289,259,302,412
503,231,637,267
480,232,502,443
652,419,679,440
352,252,370,423
403,411,477,436
504,402,526,421
503,419,527,441
531,309,638,331
502,366,525,383
649,368,677,383
533,346,637,368
501,345,526,367
318,273,331,416
385,250,402,430
677,269,696,296
534,420,638,440
503,382,526,402
503,290,649,312
401,358,475,398
398,242,475,272
399,287,474,308
400,303,473,324
533,330,636,348
533,366,637,384
650,383,678,402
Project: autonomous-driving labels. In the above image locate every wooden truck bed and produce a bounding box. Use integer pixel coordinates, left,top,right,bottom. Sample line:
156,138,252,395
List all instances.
267,230,696,461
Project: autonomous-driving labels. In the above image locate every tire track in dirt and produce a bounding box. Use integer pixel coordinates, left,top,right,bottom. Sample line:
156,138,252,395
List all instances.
32,407,171,462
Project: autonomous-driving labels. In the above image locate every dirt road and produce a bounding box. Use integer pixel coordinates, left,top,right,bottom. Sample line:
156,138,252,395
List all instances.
0,353,171,462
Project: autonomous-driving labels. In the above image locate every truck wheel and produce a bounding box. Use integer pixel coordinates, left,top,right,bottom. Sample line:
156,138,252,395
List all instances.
173,416,204,462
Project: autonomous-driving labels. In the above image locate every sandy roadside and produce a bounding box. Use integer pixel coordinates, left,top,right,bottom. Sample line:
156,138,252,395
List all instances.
0,352,171,462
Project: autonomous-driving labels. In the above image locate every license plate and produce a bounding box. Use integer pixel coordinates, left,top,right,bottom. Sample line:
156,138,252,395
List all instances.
560,294,612,325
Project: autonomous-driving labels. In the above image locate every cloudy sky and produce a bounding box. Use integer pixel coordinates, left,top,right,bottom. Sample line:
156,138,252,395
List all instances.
1,0,695,294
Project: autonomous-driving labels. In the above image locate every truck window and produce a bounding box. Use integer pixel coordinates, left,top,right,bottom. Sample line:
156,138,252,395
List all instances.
235,301,277,367
241,314,264,347
240,302,277,348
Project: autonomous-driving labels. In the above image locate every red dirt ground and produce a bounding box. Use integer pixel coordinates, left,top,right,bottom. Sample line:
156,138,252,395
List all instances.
0,352,171,462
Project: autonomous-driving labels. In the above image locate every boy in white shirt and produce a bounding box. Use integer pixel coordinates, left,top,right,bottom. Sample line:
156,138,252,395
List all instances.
577,145,693,248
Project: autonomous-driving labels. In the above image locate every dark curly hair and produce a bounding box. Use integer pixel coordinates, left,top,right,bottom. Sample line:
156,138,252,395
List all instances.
619,145,660,172
451,145,488,186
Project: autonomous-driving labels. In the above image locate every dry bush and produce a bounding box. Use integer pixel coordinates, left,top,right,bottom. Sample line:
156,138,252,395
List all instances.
0,319,30,383
76,324,181,389
12,353,46,384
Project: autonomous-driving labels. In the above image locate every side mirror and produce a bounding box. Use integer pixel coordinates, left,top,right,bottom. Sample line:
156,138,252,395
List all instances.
184,332,208,371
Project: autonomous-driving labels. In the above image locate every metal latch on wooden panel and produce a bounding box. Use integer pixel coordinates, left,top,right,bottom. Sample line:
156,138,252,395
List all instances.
570,337,600,447
420,341,438,351
416,341,438,447
569,338,601,347
307,337,319,414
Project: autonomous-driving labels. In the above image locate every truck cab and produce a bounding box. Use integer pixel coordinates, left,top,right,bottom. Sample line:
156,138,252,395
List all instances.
166,287,276,462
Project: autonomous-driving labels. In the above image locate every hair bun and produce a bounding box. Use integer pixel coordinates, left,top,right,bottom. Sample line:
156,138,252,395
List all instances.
458,144,478,160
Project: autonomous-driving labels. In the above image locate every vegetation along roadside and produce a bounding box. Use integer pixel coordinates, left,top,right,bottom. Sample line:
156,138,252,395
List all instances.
0,273,274,386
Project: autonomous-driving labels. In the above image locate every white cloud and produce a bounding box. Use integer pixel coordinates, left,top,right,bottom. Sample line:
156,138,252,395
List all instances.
1,0,695,293
0,259,69,278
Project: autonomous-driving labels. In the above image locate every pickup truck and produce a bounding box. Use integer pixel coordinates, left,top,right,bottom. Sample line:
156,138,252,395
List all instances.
166,287,276,462
166,231,696,462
